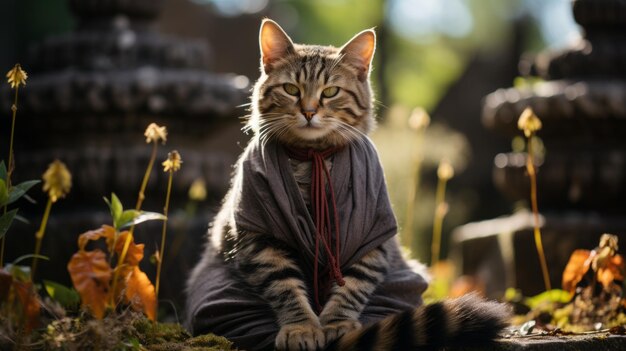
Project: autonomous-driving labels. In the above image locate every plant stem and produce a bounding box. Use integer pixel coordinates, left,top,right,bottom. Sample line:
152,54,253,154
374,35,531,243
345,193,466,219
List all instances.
527,136,551,291
118,141,158,265
155,170,173,303
404,161,420,251
111,141,158,305
1,87,19,269
134,142,158,213
7,87,18,187
431,177,448,267
403,131,425,255
31,197,53,280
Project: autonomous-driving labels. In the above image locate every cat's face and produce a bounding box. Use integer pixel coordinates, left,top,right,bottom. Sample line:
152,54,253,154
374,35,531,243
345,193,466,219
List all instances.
248,20,376,149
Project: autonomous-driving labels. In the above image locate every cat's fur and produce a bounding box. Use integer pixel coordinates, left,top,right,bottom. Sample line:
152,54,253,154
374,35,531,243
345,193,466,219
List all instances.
187,19,509,351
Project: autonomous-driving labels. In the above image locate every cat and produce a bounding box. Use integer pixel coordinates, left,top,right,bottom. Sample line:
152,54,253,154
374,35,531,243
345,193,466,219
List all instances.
185,19,510,351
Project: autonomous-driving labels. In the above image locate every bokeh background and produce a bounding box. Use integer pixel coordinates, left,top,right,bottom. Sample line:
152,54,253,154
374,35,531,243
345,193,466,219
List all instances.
1,0,587,319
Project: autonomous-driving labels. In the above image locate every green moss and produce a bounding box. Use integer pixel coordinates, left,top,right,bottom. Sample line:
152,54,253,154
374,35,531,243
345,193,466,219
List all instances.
132,318,191,344
187,334,235,349
140,333,235,351
4,310,236,351
130,317,235,350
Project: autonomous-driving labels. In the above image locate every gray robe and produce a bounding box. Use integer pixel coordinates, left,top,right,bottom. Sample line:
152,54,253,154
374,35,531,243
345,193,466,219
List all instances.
186,137,428,350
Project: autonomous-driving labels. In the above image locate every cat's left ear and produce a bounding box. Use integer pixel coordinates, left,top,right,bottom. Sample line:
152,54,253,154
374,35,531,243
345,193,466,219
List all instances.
340,29,376,81
259,19,295,73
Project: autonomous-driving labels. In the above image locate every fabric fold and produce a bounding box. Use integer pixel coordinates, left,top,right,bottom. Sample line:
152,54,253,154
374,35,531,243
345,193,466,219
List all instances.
233,137,398,270
186,136,428,350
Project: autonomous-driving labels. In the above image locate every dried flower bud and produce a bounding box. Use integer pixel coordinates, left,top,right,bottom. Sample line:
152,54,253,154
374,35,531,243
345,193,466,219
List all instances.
6,64,27,89
188,178,207,201
162,150,182,172
599,233,618,252
437,159,454,181
43,160,72,202
408,107,430,131
593,233,619,272
517,107,542,138
144,123,167,144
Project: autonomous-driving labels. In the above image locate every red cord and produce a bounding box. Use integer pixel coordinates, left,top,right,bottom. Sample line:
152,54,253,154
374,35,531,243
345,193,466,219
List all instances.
285,146,345,311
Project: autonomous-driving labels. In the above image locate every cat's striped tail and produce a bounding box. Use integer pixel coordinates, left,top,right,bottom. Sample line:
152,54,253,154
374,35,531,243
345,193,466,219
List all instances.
325,293,510,351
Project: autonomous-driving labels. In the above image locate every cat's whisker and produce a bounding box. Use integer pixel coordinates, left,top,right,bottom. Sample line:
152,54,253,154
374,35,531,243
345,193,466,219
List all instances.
336,121,368,149
242,112,285,121
237,102,253,108
373,99,389,111
258,120,291,149
243,113,288,134
275,123,292,138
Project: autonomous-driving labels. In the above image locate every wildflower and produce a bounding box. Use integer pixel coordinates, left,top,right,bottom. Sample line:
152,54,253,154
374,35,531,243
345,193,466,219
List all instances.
519,106,551,291
188,178,207,201
162,150,182,172
6,64,27,89
144,123,167,144
42,160,72,202
408,107,430,131
517,107,542,137
156,151,181,303
437,160,454,181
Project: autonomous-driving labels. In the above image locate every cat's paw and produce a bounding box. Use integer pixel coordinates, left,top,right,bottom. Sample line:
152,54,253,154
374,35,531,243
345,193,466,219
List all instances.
275,322,325,351
322,319,361,343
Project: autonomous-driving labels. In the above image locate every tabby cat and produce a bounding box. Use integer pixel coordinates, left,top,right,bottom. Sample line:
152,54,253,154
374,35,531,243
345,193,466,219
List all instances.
186,19,509,351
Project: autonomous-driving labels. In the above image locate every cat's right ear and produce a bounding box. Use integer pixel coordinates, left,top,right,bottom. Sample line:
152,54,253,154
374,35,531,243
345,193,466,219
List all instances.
259,19,294,73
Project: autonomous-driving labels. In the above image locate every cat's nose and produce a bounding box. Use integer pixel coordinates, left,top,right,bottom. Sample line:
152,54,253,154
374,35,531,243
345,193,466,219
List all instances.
302,109,316,121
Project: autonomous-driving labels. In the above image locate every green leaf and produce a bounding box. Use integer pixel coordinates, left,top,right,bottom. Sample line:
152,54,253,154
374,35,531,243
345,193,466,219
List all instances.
0,209,18,239
118,210,167,229
116,209,138,230
44,280,80,309
23,194,36,204
0,179,8,206
12,254,49,266
5,264,30,282
525,289,571,309
14,214,29,224
7,180,40,205
0,161,6,182
104,193,123,227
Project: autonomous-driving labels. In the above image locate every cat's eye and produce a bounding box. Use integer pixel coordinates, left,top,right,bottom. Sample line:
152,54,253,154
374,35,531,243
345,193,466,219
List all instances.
283,83,300,96
322,86,339,98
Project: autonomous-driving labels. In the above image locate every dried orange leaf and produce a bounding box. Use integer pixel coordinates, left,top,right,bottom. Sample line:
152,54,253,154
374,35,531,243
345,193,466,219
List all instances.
125,266,157,320
110,264,134,303
597,254,625,290
610,254,625,279
78,225,116,251
597,267,615,290
114,231,144,266
13,281,41,332
562,249,592,294
67,249,112,319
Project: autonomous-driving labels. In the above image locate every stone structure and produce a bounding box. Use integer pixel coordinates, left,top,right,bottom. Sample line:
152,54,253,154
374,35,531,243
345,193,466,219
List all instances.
451,0,626,296
0,0,248,307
